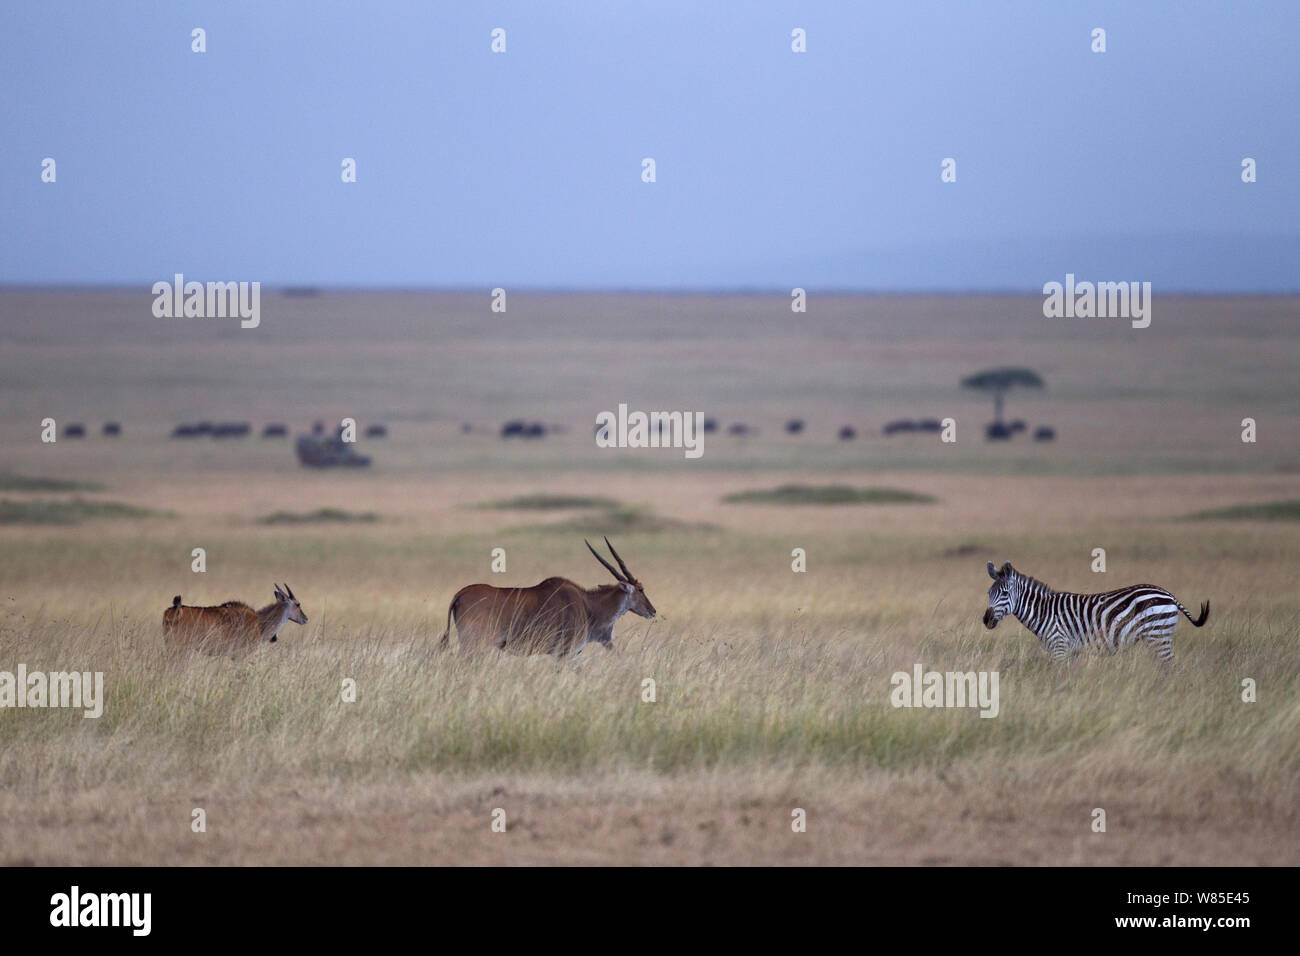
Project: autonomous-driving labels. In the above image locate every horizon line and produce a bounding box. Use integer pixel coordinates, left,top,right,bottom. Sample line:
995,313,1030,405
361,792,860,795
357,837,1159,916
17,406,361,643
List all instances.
2,283,1298,297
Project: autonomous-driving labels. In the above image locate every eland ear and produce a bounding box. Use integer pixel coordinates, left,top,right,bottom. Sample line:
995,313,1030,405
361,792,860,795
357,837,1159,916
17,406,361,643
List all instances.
618,581,633,594
987,561,998,580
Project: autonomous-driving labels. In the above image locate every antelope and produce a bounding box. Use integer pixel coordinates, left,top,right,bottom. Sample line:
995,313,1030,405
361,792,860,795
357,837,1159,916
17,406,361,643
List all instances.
437,538,656,656
163,583,307,655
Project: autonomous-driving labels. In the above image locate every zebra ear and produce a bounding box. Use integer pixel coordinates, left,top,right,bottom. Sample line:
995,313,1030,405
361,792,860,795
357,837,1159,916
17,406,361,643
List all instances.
1002,562,1013,576
987,562,998,580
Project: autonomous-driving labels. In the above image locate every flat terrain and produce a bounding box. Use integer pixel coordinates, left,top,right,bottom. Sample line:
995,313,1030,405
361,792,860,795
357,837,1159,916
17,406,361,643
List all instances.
0,291,1297,864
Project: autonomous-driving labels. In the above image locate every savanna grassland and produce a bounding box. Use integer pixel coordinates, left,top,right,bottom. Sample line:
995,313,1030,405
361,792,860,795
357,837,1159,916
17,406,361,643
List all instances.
0,290,1297,865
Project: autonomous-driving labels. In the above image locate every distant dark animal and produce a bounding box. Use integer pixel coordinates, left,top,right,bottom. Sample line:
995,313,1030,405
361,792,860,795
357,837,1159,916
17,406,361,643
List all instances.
461,423,474,434
985,421,1014,441
1033,426,1056,442
838,426,856,440
883,420,917,435
785,419,805,435
1008,419,1027,433
211,422,251,438
295,432,371,468
917,418,942,433
727,423,754,437
64,424,86,438
365,424,388,438
502,421,546,439
173,422,215,438
295,434,321,464
102,422,122,437
262,423,289,438
702,418,718,434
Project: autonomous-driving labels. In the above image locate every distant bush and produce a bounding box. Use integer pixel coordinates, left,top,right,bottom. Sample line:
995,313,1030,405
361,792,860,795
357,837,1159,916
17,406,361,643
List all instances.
479,494,620,511
1188,500,1300,521
0,498,164,524
723,485,936,506
521,507,715,534
259,508,379,525
0,473,103,492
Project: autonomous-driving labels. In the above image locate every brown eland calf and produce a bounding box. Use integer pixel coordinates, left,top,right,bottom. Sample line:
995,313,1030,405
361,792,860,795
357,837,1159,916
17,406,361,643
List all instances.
438,538,656,656
163,583,307,656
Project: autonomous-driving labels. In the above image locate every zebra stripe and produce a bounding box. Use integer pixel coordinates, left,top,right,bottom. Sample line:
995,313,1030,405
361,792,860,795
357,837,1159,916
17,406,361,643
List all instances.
983,561,1209,662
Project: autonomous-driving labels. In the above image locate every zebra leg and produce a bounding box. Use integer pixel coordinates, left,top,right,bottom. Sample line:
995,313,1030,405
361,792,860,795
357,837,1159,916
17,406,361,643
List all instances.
1142,630,1174,663
1046,630,1069,662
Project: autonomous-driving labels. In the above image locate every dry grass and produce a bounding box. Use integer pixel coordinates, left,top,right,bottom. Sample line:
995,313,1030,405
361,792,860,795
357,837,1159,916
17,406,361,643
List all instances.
0,493,1296,865
1,291,1298,864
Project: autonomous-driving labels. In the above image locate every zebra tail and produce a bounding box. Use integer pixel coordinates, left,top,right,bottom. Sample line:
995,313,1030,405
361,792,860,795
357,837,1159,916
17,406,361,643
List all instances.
1180,599,1210,627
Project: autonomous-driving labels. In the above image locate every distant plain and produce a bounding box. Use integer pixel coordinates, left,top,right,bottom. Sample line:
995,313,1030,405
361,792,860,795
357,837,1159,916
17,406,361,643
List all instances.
0,290,1296,864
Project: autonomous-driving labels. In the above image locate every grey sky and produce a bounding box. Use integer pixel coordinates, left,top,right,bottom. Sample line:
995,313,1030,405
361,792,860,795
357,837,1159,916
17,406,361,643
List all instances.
2,1,1297,291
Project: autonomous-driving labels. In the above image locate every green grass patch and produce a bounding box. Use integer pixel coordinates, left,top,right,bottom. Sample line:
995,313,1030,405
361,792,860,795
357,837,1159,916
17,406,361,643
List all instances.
477,494,620,510
1187,500,1300,521
723,484,937,506
0,473,103,492
258,508,379,525
0,498,165,524
517,507,715,534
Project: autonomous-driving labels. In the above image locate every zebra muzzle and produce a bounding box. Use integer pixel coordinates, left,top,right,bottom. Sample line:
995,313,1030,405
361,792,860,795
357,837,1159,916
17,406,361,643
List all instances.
983,608,997,629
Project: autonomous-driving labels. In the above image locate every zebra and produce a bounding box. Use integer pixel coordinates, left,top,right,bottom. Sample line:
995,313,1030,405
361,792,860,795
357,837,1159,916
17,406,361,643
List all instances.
982,561,1208,662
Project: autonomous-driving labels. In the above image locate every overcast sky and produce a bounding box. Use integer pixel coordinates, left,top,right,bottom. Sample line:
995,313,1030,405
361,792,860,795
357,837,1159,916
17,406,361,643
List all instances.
2,1,1297,291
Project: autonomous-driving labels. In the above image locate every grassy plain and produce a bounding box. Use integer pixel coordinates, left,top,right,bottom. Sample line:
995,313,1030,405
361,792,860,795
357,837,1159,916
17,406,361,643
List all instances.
0,290,1296,864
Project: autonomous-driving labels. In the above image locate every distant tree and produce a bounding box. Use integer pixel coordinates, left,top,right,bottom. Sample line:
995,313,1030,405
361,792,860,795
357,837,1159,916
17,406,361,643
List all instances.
961,367,1043,426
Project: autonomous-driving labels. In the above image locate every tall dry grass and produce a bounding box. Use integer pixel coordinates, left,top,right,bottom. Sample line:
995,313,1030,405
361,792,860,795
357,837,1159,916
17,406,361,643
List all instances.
1,510,1296,863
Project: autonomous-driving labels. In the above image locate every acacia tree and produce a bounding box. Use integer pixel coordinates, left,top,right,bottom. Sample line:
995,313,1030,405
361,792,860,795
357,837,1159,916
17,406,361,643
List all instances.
961,367,1044,425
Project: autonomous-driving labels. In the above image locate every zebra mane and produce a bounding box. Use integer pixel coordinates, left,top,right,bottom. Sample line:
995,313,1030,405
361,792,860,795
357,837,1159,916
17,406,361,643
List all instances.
1011,568,1054,595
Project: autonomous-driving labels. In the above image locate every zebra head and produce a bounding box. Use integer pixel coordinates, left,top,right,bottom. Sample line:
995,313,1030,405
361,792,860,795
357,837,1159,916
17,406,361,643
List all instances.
984,561,1017,628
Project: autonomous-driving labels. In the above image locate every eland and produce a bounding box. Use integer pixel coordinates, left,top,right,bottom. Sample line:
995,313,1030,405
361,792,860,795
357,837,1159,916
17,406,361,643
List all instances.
437,538,656,656
163,583,307,656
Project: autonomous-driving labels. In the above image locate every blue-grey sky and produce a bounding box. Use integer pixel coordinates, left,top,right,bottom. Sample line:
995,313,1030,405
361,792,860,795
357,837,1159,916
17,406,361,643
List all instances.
2,1,1297,291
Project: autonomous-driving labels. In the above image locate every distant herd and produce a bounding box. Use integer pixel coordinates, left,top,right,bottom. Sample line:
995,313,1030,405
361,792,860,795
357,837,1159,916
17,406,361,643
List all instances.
163,541,1209,665
56,416,1056,444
